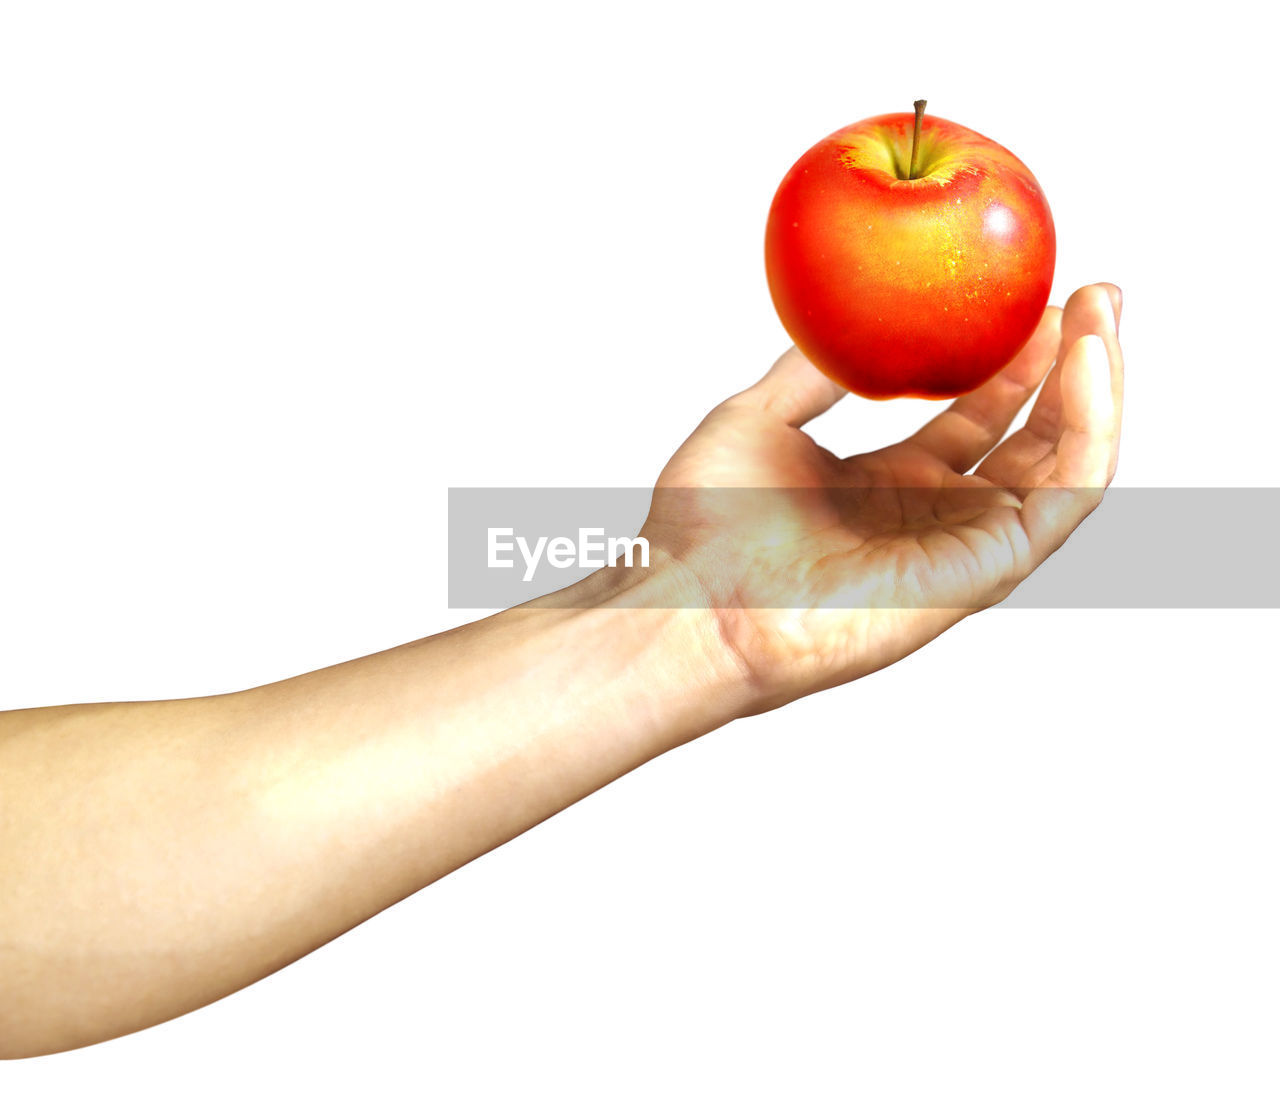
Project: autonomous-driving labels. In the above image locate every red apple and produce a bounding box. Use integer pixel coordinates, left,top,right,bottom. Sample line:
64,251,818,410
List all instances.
764,103,1055,399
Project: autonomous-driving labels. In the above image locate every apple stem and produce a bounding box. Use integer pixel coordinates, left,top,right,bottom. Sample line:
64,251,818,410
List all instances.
908,99,927,179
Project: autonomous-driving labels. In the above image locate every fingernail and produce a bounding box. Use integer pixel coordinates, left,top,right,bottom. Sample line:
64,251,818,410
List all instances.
1113,286,1123,330
994,488,1023,511
1096,288,1116,333
1082,334,1113,411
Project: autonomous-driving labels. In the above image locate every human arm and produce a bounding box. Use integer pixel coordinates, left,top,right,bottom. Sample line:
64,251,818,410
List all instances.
0,283,1122,1057
0,561,745,1057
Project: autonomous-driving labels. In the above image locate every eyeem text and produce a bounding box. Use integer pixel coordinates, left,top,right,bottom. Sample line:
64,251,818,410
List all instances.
487,527,650,582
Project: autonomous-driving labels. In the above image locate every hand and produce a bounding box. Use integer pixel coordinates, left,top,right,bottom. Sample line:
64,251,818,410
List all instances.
640,283,1124,713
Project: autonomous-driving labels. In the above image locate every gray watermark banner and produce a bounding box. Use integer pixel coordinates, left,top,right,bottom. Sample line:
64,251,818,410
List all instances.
448,487,1280,609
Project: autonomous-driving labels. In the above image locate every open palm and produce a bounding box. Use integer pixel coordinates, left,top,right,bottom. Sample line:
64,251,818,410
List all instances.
641,283,1124,711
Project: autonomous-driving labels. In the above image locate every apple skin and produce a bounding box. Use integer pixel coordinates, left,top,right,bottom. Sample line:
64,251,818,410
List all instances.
765,111,1055,399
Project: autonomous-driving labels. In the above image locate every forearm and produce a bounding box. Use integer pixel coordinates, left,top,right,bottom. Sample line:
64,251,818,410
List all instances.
0,561,748,1058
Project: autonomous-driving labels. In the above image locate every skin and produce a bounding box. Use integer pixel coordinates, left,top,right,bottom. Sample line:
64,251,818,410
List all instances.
0,284,1121,1057
765,112,1055,398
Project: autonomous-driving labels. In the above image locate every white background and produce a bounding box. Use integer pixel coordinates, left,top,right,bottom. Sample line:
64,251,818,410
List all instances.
2,1,1276,1091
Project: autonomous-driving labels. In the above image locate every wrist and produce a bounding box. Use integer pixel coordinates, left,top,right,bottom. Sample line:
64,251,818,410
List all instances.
522,549,758,746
